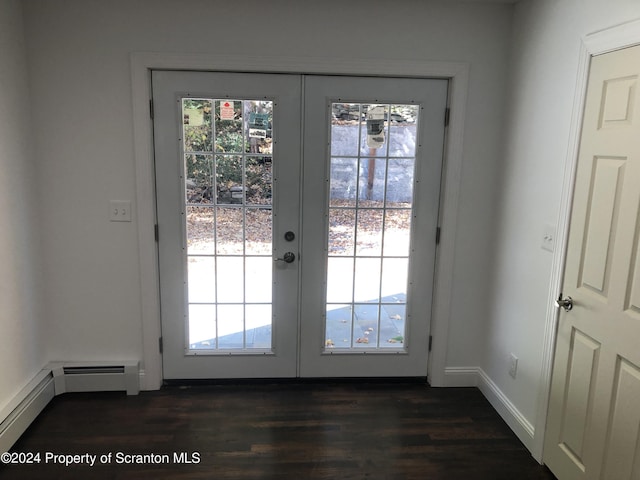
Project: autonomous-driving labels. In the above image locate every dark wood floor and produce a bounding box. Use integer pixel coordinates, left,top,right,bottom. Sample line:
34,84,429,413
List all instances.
2,382,557,480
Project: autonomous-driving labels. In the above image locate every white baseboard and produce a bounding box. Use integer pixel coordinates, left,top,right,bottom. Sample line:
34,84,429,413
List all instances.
138,369,147,390
444,366,536,455
476,368,535,453
442,366,480,387
0,369,55,453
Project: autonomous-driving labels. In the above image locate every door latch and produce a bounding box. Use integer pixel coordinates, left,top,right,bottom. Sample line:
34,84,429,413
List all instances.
555,295,573,312
275,252,296,263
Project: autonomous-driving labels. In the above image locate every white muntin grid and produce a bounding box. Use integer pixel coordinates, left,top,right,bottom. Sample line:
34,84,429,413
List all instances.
324,102,419,352
180,98,274,353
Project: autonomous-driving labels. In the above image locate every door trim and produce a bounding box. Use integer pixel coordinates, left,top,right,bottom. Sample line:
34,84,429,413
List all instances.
535,17,640,463
130,53,469,391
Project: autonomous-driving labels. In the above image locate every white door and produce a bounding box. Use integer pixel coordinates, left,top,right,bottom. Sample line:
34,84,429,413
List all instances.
299,75,448,377
544,45,640,479
153,71,302,379
153,71,448,380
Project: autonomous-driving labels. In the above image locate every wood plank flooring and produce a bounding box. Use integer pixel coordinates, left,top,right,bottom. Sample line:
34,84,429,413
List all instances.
2,382,557,479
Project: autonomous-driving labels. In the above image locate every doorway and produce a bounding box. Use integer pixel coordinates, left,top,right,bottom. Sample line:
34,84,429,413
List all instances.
152,71,448,379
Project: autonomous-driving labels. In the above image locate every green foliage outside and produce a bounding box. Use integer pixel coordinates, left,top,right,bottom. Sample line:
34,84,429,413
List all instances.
182,99,272,205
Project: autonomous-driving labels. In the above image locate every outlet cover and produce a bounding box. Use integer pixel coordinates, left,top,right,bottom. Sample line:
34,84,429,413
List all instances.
509,353,518,379
541,224,555,252
109,200,132,222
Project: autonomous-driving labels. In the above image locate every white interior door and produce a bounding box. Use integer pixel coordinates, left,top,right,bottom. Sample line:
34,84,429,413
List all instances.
153,71,448,380
544,44,640,479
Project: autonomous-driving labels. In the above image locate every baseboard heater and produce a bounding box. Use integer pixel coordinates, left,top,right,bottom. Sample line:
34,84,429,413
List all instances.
0,361,139,453
0,370,56,453
51,361,140,396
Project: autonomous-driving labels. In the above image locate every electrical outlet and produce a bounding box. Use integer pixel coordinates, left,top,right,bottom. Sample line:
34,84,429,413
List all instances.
541,224,555,252
109,200,132,222
509,353,518,379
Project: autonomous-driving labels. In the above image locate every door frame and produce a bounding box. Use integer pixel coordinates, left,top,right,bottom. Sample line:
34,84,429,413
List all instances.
534,18,640,462
131,53,469,391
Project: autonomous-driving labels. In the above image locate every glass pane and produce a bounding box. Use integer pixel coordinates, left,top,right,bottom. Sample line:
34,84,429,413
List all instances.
187,206,215,255
331,103,361,157
383,209,411,257
215,155,243,205
329,158,358,208
326,257,354,303
380,304,405,348
354,258,381,303
245,305,272,348
358,158,386,208
381,258,409,300
328,208,355,256
183,99,212,152
360,104,389,157
216,256,244,303
185,154,213,204
217,304,244,349
188,257,216,303
245,208,272,255
325,304,353,349
246,157,272,206
388,125,417,158
215,100,243,153
356,209,384,256
388,105,418,157
245,101,273,154
215,207,243,255
392,105,418,124
353,304,379,347
188,305,216,348
386,159,414,206
245,257,272,303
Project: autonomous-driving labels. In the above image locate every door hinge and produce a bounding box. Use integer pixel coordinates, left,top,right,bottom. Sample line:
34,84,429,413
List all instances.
444,107,450,127
159,336,163,354
149,99,154,119
154,224,159,242
428,335,433,352
436,227,441,245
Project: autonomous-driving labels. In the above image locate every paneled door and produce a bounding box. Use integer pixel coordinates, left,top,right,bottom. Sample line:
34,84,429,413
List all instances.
153,71,448,379
544,45,640,479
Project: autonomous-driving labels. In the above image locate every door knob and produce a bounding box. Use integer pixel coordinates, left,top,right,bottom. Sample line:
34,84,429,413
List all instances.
555,295,573,312
275,252,296,263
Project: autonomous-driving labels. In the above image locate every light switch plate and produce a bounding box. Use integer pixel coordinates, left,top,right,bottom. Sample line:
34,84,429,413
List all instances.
542,224,555,252
110,200,132,222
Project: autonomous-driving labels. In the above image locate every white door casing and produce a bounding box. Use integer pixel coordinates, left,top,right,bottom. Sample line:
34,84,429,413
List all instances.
130,53,468,391
544,44,640,479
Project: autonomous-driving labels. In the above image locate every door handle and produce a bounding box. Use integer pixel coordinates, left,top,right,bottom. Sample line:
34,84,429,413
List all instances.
555,295,573,312
275,252,296,263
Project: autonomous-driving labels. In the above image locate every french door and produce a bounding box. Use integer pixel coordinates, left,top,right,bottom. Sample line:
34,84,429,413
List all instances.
152,71,447,379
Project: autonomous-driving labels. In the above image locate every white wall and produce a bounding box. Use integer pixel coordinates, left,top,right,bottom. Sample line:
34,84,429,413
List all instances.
0,0,44,413
486,0,640,455
22,0,512,374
